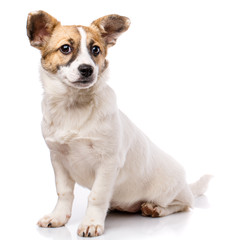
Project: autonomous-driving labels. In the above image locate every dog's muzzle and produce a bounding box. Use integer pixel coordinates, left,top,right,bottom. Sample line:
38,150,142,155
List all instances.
71,64,95,87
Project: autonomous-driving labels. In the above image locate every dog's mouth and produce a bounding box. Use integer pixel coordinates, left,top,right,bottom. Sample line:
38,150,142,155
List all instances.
71,78,94,88
75,79,93,84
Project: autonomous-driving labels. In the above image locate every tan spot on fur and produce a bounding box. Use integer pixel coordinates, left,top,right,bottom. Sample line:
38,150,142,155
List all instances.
87,141,94,149
41,25,81,73
57,193,65,197
66,214,71,219
95,225,103,236
86,226,90,235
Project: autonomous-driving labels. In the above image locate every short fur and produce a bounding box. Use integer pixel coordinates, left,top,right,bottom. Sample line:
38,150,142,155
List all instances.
27,11,211,237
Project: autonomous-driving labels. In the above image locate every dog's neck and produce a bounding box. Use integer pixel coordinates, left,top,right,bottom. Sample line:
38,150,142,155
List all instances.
40,66,117,133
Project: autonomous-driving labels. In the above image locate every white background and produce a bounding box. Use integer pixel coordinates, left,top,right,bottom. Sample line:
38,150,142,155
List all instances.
1,0,240,239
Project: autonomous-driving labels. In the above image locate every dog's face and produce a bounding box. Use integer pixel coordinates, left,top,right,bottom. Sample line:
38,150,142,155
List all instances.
27,11,130,89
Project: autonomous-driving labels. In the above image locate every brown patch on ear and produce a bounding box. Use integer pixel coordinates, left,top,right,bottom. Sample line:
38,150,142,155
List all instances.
91,14,130,47
27,10,60,49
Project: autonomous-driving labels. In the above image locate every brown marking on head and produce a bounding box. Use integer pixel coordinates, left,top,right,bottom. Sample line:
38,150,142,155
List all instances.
81,26,108,74
27,11,81,73
41,25,81,73
27,11,130,88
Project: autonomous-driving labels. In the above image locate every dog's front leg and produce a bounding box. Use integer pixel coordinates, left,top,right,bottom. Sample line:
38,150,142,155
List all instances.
78,162,118,237
38,152,75,228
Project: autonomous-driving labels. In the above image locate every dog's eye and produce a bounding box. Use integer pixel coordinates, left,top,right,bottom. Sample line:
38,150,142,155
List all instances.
60,44,72,55
92,46,100,57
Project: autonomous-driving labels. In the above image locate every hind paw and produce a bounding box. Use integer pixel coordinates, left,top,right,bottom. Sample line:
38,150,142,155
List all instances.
141,203,166,217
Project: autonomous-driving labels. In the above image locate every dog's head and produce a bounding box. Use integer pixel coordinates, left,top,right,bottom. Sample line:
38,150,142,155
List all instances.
27,11,130,89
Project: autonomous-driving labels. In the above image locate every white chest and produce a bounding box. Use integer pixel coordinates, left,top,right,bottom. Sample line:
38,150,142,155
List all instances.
41,89,119,189
42,105,102,189
46,138,100,189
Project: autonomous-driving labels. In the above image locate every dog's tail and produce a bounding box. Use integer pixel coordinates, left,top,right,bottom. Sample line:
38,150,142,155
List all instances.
189,174,213,198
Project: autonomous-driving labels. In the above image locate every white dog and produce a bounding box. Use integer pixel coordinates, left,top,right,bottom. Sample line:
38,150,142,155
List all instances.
27,11,211,237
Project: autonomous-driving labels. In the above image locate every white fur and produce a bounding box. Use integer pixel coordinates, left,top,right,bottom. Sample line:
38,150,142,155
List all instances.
77,27,96,67
37,27,211,238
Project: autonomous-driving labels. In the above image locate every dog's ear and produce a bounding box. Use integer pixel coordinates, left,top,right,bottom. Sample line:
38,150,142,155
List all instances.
27,10,60,49
91,14,130,47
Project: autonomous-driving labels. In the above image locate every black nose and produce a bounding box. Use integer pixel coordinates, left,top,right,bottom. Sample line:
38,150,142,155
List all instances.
78,64,93,77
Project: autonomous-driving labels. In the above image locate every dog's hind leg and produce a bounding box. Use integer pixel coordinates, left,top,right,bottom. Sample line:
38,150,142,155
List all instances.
141,184,194,217
141,202,189,217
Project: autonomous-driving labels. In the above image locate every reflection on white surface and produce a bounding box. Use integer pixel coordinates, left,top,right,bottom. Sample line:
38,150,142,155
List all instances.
105,210,192,238
37,226,72,240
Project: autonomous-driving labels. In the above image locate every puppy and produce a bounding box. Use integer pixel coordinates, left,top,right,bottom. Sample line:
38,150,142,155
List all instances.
27,11,211,237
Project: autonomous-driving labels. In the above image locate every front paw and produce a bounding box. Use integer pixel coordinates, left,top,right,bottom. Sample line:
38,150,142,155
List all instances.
37,213,71,228
77,224,104,237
